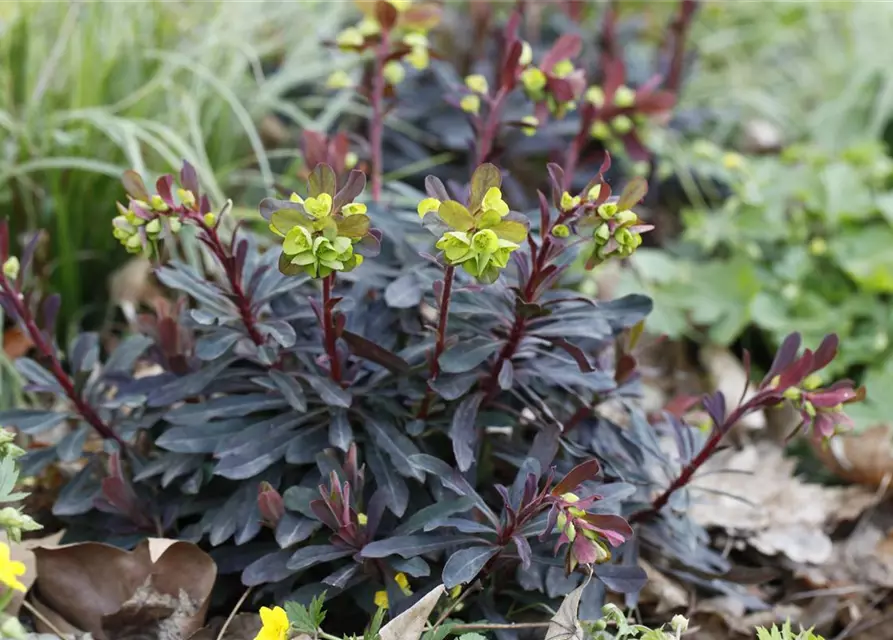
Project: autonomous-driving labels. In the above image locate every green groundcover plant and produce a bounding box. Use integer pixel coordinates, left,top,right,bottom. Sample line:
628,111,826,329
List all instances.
0,1,863,637
619,1,893,430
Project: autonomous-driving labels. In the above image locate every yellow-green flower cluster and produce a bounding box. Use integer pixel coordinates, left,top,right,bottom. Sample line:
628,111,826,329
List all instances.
329,0,441,89
262,165,375,278
591,202,643,259
418,165,528,283
1,257,18,281
112,194,184,254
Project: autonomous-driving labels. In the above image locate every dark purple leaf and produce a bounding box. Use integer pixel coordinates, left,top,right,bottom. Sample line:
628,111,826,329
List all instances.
287,545,353,571
367,445,409,517
308,163,337,197
365,417,425,482
498,360,514,390
429,373,479,401
451,392,483,472
395,497,477,535
333,170,367,212
594,564,647,594
550,338,594,372
361,534,482,559
513,535,532,569
442,546,499,588
763,332,801,385
702,391,726,430
552,459,601,496
385,273,423,309
425,175,449,201
439,337,499,374
342,331,410,373
301,374,352,408
122,170,149,200
616,177,648,211
275,513,321,548
323,563,359,589
269,370,308,412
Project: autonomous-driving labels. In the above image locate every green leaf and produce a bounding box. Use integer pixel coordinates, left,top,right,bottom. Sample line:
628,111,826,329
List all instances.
284,592,327,634
438,201,475,232
616,176,648,211
469,163,501,212
489,219,527,243
336,214,371,239
458,635,488,640
831,225,893,293
309,163,337,197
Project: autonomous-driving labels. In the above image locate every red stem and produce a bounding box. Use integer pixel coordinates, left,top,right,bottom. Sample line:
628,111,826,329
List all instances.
369,31,390,202
629,397,757,523
322,274,342,383
0,279,126,448
196,219,265,347
476,88,509,166
417,265,456,419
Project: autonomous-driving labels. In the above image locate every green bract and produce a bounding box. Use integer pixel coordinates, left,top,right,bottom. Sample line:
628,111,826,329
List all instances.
418,163,528,283
260,163,378,278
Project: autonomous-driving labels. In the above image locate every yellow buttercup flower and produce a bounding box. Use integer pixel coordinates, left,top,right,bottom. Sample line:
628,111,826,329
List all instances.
255,605,289,640
0,542,26,593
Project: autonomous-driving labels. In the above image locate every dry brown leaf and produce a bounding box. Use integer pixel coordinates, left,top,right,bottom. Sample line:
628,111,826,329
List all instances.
689,442,875,564
638,559,687,613
33,537,215,640
31,590,82,636
187,613,262,640
379,585,445,640
815,424,893,490
3,326,32,359
109,257,161,325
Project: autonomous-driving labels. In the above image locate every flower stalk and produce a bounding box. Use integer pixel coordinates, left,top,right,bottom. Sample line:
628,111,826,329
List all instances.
417,264,455,418
321,274,342,383
0,276,126,448
369,30,390,202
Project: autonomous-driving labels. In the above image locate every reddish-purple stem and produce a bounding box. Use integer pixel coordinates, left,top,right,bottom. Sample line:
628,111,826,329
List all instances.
629,396,759,523
417,265,456,419
369,31,390,203
0,279,126,448
321,274,342,383
195,219,265,347
475,88,510,166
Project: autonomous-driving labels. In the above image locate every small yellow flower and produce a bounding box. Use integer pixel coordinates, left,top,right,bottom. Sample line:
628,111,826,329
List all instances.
0,542,26,593
465,74,489,95
374,590,389,609
357,512,368,526
520,115,539,137
521,68,546,95
611,114,633,135
2,257,20,281
586,184,602,201
417,197,441,219
551,59,574,78
551,224,570,238
612,85,636,108
585,86,605,107
384,61,406,86
336,27,364,50
203,212,217,227
149,194,169,212
327,70,352,90
342,202,367,216
481,187,509,216
255,605,289,640
304,194,333,218
406,46,429,71
518,41,533,67
177,188,196,208
722,152,745,170
560,192,581,212
590,120,611,140
395,572,412,595
345,152,358,170
460,94,480,115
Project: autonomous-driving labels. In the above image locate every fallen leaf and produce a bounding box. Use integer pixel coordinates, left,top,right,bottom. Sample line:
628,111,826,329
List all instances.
109,258,160,326
638,559,687,613
3,326,33,359
379,584,445,640
33,538,216,640
815,424,893,490
689,442,875,564
545,581,586,640
187,614,261,640
4,529,65,616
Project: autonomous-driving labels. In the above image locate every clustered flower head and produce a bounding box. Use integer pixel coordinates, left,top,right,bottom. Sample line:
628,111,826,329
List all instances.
539,460,633,575
581,58,675,163
519,34,586,121
259,164,380,278
761,333,864,443
542,157,653,269
418,163,528,283
329,0,442,90
113,161,211,255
